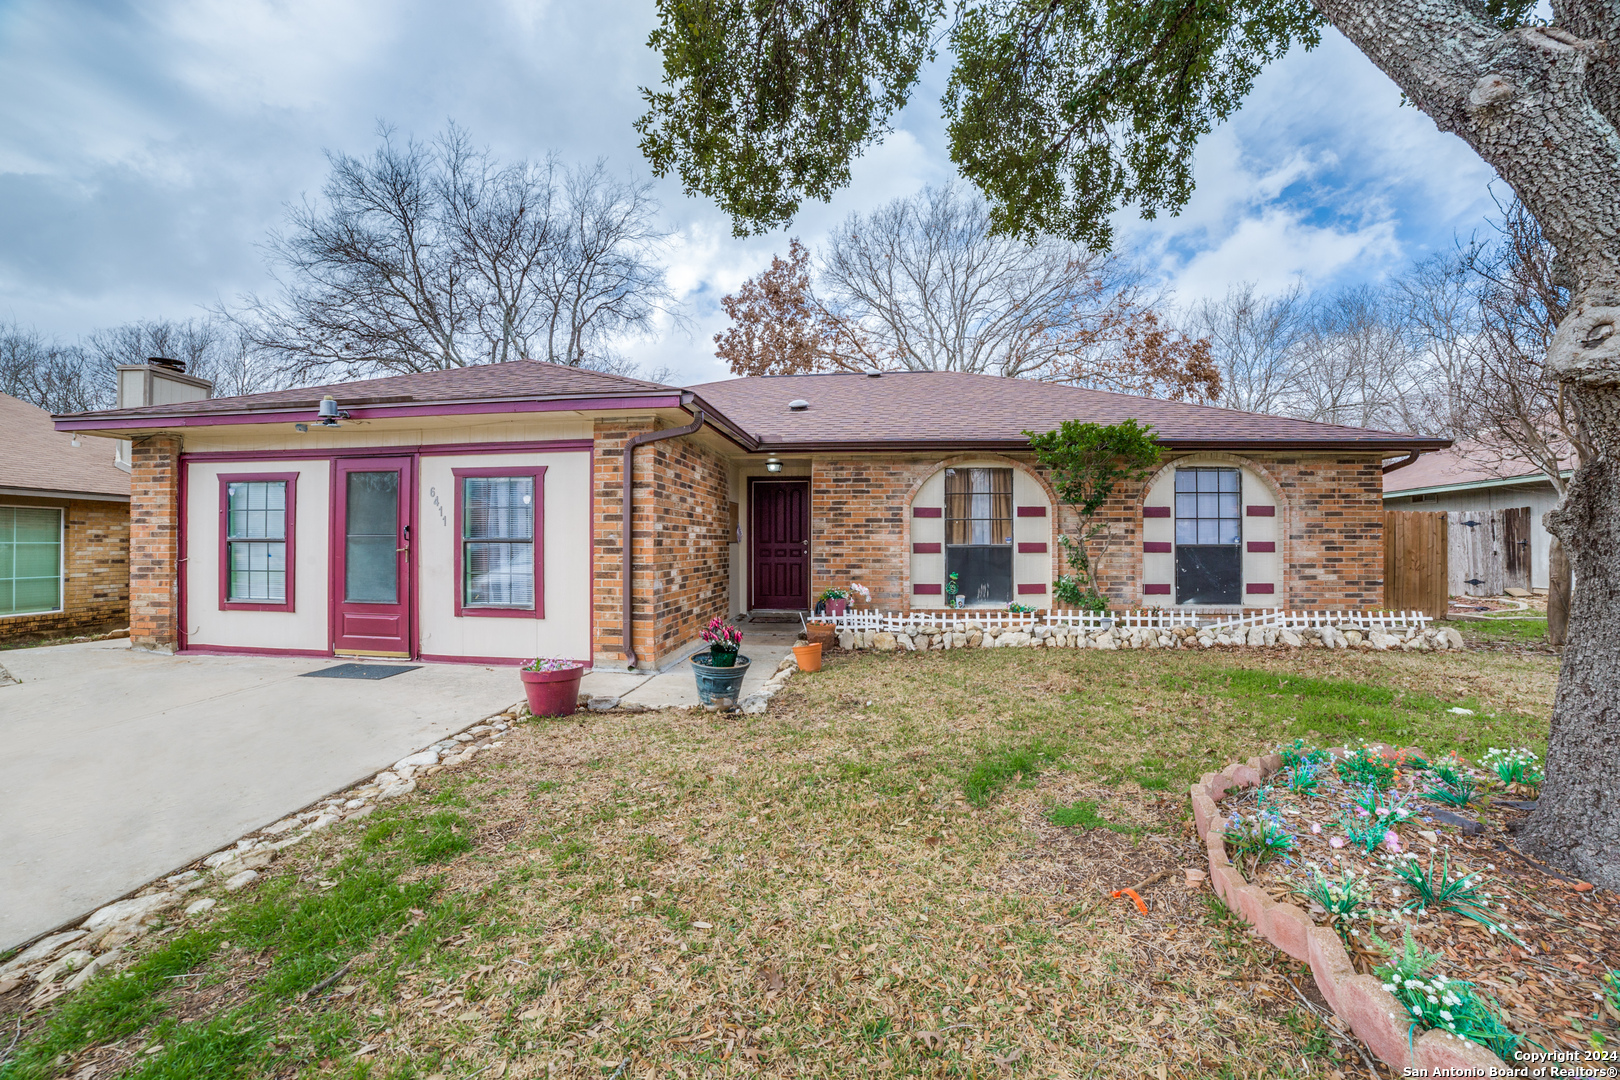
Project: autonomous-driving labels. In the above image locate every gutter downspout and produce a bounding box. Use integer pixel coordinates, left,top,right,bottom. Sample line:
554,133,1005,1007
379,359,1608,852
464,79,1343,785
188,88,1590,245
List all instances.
620,406,706,669
1382,450,1422,474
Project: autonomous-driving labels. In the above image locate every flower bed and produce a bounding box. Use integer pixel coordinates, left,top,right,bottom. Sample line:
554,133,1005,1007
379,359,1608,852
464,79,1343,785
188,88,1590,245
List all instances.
1192,743,1617,1072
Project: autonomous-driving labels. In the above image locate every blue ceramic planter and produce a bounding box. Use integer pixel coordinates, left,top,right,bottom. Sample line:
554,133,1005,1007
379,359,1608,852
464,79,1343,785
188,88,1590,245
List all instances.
691,653,751,708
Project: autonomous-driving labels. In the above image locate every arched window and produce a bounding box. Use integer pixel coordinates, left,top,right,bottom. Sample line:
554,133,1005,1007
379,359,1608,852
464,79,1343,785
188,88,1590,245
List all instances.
1141,459,1281,607
911,460,1052,607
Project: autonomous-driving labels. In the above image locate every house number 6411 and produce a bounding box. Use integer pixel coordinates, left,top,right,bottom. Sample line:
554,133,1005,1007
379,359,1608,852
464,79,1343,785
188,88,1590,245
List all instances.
429,486,448,526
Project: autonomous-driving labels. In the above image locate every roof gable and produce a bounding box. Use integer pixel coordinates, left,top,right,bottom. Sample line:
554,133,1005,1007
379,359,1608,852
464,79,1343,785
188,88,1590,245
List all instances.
0,394,130,498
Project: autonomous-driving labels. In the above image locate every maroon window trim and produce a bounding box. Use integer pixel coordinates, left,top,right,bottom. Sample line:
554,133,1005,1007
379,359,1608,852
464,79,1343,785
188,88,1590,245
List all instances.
1015,505,1046,517
912,542,942,554
1246,505,1276,517
1142,506,1171,518
1016,582,1047,595
1143,583,1172,595
453,465,547,619
1142,541,1172,553
913,583,943,595
912,506,943,518
218,472,298,613
1017,542,1047,553
1247,541,1276,553
1246,582,1276,594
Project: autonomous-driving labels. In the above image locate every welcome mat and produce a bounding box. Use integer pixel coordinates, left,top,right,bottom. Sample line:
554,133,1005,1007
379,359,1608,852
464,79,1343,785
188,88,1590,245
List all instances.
299,663,420,681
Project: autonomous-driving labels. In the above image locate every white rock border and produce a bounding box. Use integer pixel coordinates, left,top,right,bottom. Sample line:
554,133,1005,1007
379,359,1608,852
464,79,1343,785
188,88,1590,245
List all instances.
836,622,1464,653
0,701,526,1006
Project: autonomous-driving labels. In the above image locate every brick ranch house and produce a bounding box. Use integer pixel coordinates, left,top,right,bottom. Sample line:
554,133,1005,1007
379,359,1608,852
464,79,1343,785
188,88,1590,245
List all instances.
2,393,131,641
53,362,1448,670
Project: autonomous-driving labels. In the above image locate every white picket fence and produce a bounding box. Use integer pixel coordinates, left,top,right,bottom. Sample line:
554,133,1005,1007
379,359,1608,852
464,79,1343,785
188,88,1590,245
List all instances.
806,607,1430,635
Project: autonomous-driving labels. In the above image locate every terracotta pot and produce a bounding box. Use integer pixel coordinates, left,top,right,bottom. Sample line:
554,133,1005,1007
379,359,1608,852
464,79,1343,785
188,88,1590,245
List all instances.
792,642,823,672
806,621,837,647
520,664,585,718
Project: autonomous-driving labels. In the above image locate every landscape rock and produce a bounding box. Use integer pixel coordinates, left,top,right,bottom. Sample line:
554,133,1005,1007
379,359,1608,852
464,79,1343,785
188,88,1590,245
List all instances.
223,869,260,892
377,779,417,800
35,950,94,985
0,931,87,979
82,893,176,932
873,632,897,651
587,695,620,712
64,950,121,992
184,898,217,916
395,750,440,769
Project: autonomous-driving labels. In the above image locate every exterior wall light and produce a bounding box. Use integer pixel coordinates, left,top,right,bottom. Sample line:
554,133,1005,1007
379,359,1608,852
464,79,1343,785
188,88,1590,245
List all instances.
765,459,784,473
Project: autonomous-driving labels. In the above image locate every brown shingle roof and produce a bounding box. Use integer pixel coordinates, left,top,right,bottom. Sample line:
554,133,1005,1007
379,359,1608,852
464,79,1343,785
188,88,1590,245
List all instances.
1383,438,1571,493
55,360,679,423
686,372,1450,452
1,393,130,499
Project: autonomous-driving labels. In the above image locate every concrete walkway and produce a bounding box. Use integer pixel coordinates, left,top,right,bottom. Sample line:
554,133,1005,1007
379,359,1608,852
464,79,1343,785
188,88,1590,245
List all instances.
578,623,800,706
0,641,519,951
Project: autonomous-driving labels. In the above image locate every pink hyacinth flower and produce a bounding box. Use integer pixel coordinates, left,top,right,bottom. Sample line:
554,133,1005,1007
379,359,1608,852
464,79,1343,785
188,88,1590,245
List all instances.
1329,836,1345,849
1383,831,1402,853
1310,822,1322,834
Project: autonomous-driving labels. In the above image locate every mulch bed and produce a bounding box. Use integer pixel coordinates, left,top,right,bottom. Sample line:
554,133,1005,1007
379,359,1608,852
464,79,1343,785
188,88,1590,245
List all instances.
1222,752,1617,1058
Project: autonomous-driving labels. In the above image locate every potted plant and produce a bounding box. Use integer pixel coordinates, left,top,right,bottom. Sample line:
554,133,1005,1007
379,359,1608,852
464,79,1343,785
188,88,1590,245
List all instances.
701,616,743,666
520,657,587,718
817,587,850,616
692,618,750,708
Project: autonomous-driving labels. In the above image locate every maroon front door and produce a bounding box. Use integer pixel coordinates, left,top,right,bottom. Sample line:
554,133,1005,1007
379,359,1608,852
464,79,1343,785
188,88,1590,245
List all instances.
751,480,809,610
332,457,413,656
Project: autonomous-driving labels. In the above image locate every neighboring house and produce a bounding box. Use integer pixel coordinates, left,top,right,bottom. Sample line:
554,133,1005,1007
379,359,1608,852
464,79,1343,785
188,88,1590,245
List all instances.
54,363,1447,670
0,393,131,640
1382,440,1568,590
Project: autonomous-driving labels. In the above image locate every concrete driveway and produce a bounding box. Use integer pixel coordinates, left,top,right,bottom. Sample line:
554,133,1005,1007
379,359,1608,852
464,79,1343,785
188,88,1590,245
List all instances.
0,641,519,951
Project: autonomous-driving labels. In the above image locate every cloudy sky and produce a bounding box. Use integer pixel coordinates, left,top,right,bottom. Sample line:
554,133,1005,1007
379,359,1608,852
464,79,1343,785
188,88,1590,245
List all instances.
0,0,1504,386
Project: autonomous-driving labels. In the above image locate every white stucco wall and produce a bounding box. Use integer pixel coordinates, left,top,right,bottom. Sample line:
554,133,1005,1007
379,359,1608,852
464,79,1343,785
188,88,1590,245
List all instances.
416,449,592,663
183,459,331,651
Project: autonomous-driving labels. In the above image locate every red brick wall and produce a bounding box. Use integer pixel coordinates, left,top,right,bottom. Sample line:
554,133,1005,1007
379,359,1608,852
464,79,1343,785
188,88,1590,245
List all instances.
592,419,732,668
129,435,182,651
809,451,1387,612
0,498,129,641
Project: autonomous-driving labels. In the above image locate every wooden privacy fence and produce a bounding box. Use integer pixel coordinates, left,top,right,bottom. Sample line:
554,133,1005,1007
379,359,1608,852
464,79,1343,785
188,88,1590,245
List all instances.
1384,511,1449,618
1448,507,1531,596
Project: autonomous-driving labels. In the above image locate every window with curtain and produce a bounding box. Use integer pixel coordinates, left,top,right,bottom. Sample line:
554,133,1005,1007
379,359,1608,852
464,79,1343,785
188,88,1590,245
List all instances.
0,506,63,616
944,468,1013,604
226,481,288,603
462,475,536,609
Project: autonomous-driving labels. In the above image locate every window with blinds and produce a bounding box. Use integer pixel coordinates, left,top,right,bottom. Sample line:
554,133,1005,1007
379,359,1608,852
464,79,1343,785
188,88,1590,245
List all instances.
0,506,62,616
462,475,536,608
1173,467,1242,604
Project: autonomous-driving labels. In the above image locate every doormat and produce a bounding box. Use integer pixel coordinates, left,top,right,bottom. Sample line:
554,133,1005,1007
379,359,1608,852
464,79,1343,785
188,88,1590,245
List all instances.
300,663,420,681
743,612,805,624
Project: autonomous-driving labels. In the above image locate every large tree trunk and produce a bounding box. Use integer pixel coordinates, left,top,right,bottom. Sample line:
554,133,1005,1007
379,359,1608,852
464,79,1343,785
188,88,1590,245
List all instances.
1312,0,1620,886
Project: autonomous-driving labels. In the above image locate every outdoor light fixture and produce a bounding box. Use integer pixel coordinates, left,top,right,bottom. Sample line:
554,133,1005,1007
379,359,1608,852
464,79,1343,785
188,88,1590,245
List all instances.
317,395,350,427
765,459,784,473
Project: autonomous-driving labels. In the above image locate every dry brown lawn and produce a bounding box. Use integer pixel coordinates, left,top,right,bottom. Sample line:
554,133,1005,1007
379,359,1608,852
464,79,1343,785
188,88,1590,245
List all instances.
1,645,1560,1080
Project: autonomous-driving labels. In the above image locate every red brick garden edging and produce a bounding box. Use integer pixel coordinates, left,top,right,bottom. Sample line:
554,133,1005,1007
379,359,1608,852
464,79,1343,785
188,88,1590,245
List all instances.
1190,747,1508,1073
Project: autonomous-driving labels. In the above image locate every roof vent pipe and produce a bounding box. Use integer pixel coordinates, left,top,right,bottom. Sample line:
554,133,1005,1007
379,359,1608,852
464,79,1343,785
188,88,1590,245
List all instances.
865,370,882,378
788,399,809,411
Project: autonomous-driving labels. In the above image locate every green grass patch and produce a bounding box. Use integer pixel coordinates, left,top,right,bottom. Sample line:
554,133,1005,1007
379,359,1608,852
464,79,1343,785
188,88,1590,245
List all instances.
1459,616,1550,643
1045,798,1147,835
962,738,1068,806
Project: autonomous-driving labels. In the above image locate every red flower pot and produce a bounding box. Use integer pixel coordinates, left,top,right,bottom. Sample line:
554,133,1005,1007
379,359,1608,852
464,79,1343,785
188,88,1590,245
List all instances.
520,663,585,718
827,599,848,616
